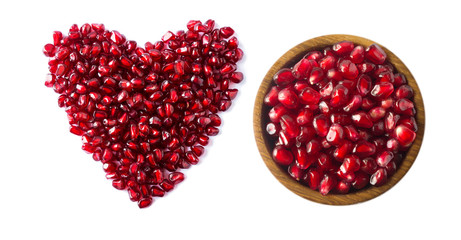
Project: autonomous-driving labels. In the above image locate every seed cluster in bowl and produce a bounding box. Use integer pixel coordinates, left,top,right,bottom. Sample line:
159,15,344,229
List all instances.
264,41,418,195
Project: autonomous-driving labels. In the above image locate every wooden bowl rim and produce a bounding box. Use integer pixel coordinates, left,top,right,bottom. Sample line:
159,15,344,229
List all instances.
253,34,425,205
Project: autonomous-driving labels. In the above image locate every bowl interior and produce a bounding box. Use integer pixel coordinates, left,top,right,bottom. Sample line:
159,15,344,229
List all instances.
253,34,425,205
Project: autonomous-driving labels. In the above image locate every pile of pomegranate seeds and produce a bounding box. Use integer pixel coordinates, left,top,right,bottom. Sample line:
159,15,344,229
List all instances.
43,20,243,208
264,41,417,195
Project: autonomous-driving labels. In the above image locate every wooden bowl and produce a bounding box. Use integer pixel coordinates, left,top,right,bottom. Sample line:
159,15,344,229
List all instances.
253,34,425,205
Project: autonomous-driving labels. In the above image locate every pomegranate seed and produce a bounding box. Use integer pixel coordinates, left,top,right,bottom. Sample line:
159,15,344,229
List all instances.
292,58,315,79
272,145,294,166
371,82,394,99
395,85,414,99
273,68,295,86
299,87,321,105
319,174,336,196
350,46,365,63
304,168,322,190
365,44,387,64
278,88,298,109
313,114,331,137
351,111,373,128
264,86,280,106
332,41,354,56
330,84,349,107
376,151,394,167
326,123,344,145
394,125,417,147
296,148,314,169
352,172,369,190
370,168,388,186
338,60,359,80
288,163,304,181
335,180,351,194
353,140,376,157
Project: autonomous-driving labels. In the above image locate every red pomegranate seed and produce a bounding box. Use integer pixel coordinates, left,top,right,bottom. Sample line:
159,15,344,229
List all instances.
288,163,304,181
351,111,373,128
395,85,414,99
335,180,351,194
326,123,344,145
302,168,320,190
350,45,365,63
394,125,417,147
330,84,349,107
296,147,314,169
278,88,298,109
313,114,330,137
264,86,279,106
365,44,387,64
376,151,394,167
273,68,295,86
352,171,369,190
292,58,315,79
371,82,394,99
332,41,354,56
272,145,294,166
319,174,336,196
299,87,321,105
353,140,376,157
338,59,359,80
370,168,388,186
280,115,299,138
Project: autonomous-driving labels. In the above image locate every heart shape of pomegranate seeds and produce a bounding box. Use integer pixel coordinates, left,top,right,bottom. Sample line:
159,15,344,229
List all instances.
43,20,244,208
264,40,418,196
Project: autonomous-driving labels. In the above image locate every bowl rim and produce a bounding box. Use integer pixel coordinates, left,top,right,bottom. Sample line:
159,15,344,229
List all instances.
253,34,425,205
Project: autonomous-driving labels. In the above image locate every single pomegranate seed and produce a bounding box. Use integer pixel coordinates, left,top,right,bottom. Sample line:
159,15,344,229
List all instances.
299,87,321,105
292,58,315,79
353,140,376,157
376,151,394,167
304,168,322,190
394,125,417,147
264,86,280,106
278,88,298,109
371,82,394,99
338,60,359,80
351,111,373,128
272,145,294,166
273,68,295,86
330,84,349,107
370,168,388,186
326,123,344,145
332,41,354,56
288,163,304,181
365,44,387,64
352,171,369,190
313,114,330,137
319,174,336,196
138,197,153,208
335,180,351,194
350,45,365,63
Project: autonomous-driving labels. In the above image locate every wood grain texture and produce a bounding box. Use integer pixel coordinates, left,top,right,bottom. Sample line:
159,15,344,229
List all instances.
253,34,425,205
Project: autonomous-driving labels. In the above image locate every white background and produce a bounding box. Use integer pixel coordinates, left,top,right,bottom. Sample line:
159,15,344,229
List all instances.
0,0,460,239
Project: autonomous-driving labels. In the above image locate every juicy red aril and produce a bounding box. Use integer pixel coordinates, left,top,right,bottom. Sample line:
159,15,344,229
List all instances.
264,41,417,196
278,88,298,109
43,21,243,208
365,44,387,64
272,145,294,166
